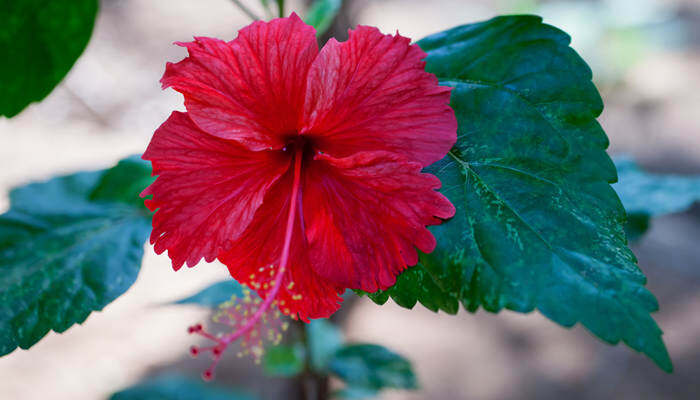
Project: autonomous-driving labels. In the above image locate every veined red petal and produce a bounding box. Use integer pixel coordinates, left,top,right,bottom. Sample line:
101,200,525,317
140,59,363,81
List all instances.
147,16,459,334
161,13,318,150
142,111,290,269
302,151,456,292
301,26,457,167
219,168,344,321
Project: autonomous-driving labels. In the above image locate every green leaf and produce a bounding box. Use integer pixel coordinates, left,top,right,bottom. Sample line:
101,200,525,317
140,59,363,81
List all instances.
333,386,379,399
370,15,672,372
262,343,305,377
306,319,344,371
329,344,417,392
0,0,98,117
304,0,342,37
91,155,155,207
174,280,244,307
365,264,458,314
0,157,153,356
613,156,700,239
109,374,255,400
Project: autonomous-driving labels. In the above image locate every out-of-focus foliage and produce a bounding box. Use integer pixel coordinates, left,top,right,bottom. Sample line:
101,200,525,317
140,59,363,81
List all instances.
307,319,344,371
109,374,255,400
0,0,98,117
305,0,342,37
330,344,417,397
263,343,305,377
614,156,700,239
174,280,245,307
0,157,152,356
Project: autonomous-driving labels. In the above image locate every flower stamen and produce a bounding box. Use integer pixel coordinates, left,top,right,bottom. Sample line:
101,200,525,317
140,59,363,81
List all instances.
186,145,304,380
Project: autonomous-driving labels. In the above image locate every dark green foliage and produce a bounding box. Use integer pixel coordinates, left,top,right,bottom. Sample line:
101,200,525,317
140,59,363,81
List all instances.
329,344,417,394
0,157,153,356
109,374,255,400
0,0,98,117
369,15,672,372
624,213,651,242
174,280,244,307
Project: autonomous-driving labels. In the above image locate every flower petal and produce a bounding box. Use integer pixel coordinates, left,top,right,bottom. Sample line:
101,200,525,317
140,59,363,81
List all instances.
219,169,344,321
142,111,290,269
302,151,456,292
302,26,457,166
161,13,318,150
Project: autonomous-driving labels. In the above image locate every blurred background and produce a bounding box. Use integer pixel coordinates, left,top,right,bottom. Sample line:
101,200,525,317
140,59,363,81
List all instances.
1,0,699,398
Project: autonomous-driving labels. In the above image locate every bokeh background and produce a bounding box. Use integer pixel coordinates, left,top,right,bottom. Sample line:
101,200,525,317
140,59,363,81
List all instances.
1,0,699,398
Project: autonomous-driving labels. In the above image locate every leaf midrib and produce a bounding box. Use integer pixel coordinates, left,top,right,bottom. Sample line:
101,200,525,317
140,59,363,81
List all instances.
445,129,620,308
447,150,556,256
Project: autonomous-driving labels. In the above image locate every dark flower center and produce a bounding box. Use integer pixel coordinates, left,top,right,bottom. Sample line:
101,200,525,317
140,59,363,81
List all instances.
282,134,317,166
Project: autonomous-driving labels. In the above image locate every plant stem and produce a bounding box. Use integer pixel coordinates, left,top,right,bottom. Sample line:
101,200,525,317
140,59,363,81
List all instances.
276,0,284,17
298,320,330,400
230,0,262,21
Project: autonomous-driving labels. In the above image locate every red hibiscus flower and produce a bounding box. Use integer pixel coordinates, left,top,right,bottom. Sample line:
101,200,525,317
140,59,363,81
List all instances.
142,13,456,376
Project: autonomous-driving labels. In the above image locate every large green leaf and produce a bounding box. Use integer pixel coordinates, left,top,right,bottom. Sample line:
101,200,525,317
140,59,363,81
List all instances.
329,344,417,393
0,156,153,356
370,15,671,372
110,374,255,400
0,0,98,117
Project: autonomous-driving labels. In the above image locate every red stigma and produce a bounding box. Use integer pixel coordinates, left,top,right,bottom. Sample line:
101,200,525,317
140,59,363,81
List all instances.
187,324,202,334
202,369,214,381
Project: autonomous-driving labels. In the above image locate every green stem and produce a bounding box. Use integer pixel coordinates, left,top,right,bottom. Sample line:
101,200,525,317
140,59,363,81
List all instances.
276,0,284,17
230,0,262,21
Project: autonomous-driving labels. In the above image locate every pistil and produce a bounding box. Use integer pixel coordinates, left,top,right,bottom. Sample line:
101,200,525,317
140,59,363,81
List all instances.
188,145,304,380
